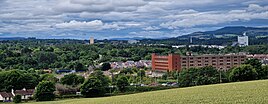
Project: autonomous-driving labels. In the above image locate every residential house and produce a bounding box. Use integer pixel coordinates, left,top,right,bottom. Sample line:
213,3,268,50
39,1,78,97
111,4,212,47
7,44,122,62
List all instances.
12,88,35,100
0,92,13,102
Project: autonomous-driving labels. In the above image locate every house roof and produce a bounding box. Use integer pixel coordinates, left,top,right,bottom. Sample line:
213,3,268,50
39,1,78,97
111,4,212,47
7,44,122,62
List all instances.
15,89,34,95
0,92,14,98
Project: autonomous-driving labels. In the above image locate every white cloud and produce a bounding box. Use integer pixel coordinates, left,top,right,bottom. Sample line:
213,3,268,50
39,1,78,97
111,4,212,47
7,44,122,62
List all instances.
248,4,268,12
143,26,160,31
54,20,123,30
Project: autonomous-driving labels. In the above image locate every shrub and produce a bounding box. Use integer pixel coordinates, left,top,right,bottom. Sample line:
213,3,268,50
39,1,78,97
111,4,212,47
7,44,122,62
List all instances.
55,83,79,96
13,95,22,103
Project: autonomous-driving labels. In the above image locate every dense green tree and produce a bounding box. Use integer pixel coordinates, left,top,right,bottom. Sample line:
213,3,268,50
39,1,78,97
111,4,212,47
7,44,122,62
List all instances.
162,73,168,80
60,73,85,86
120,68,134,75
244,58,265,79
90,70,110,86
21,73,39,89
229,65,257,82
39,74,58,83
21,47,32,54
137,70,146,78
116,75,129,92
244,59,262,70
80,77,107,97
101,62,111,71
178,66,222,87
80,71,109,97
0,70,39,92
34,81,56,101
74,62,87,71
260,65,268,79
2,70,25,91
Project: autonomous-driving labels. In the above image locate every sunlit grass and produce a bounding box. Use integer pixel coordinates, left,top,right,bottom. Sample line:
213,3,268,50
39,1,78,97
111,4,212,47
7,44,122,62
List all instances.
28,80,268,104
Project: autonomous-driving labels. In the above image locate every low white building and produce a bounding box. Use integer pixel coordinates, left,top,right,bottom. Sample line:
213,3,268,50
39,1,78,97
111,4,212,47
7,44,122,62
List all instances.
128,40,139,44
12,88,35,100
0,92,13,102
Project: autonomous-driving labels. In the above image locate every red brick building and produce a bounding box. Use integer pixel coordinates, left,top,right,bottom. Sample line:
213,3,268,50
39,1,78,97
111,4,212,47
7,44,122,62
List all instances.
152,53,181,71
152,53,247,72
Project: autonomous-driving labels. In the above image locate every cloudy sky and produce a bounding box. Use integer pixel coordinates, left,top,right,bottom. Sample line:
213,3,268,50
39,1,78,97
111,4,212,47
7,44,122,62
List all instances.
0,0,268,39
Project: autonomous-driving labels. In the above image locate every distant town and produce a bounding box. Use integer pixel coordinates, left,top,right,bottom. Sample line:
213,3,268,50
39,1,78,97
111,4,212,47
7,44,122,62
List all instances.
0,28,268,103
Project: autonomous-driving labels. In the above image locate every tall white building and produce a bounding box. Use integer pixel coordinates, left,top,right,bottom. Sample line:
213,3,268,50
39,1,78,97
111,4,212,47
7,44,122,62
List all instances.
90,37,94,44
237,32,249,47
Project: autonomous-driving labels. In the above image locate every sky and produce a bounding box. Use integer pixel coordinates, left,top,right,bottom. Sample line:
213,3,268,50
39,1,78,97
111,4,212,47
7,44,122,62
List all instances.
0,0,268,39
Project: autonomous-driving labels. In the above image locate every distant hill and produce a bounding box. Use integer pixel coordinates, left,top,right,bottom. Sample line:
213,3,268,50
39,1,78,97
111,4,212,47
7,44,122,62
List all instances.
179,26,268,39
139,26,268,45
110,37,169,40
0,37,26,41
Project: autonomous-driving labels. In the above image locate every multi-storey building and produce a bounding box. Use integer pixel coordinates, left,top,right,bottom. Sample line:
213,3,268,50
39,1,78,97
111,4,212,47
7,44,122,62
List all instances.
151,53,181,72
152,53,247,72
237,32,249,47
90,37,94,44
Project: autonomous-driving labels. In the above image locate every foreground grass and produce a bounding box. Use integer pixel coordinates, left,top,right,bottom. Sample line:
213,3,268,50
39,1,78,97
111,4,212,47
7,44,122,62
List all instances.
29,80,268,104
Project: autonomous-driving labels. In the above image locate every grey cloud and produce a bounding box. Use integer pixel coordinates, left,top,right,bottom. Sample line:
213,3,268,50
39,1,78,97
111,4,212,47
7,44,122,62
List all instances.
160,4,268,29
0,0,268,39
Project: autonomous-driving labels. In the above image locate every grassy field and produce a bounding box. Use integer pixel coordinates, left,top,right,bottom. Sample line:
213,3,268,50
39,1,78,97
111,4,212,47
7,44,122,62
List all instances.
29,80,268,104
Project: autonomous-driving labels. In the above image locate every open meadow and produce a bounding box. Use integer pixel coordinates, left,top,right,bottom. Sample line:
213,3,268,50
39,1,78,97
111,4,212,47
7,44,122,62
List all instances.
29,80,268,104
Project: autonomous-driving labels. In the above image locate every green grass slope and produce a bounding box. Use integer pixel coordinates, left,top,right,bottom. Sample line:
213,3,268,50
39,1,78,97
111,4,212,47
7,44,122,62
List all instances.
30,80,268,104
